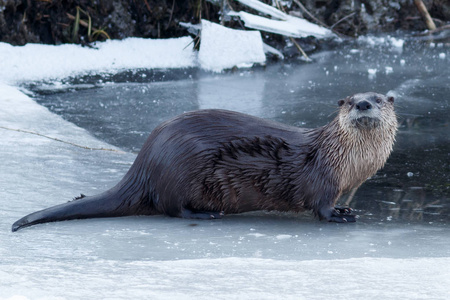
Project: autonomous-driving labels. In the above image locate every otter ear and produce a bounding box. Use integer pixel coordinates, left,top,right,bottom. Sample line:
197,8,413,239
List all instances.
338,99,345,107
388,96,394,103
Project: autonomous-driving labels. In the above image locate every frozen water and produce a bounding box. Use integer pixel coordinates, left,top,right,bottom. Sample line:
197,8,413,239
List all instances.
1,36,449,299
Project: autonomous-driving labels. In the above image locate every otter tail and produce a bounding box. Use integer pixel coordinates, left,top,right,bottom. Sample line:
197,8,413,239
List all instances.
11,190,118,232
11,170,152,232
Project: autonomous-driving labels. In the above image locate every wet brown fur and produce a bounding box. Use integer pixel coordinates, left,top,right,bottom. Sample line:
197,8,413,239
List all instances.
12,92,397,231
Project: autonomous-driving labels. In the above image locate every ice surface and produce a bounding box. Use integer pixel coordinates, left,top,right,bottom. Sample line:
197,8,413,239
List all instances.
2,78,450,300
1,257,449,299
198,20,266,72
198,72,269,116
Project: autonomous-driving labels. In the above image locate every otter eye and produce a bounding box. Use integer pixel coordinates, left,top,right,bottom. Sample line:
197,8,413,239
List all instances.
388,96,394,103
376,98,382,104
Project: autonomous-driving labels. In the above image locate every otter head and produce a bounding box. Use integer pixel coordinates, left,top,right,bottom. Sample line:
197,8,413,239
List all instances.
334,92,398,193
337,92,396,131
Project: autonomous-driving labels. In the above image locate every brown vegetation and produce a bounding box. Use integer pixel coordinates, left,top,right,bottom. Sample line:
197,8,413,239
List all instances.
0,0,449,46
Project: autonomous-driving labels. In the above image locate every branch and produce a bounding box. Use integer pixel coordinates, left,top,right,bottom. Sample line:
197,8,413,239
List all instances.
414,0,436,30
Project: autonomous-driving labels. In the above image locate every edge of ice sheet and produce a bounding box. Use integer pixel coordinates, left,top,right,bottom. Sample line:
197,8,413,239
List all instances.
0,257,449,299
198,20,266,72
0,37,196,84
0,83,120,150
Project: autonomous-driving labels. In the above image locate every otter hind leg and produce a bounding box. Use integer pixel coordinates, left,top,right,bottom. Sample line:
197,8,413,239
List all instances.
318,206,356,223
180,208,224,220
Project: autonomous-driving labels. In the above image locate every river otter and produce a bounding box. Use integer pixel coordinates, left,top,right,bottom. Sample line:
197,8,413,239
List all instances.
12,92,397,231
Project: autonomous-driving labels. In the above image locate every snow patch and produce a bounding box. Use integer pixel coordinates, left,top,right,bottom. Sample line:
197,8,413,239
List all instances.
0,37,196,84
368,68,377,79
248,233,266,238
358,35,405,51
389,37,404,48
275,234,292,240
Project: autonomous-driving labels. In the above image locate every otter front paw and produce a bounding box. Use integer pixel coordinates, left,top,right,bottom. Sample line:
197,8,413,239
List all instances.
318,207,356,223
329,210,356,223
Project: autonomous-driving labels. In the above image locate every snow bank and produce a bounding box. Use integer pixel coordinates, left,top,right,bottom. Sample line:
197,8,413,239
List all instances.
0,25,268,82
198,20,266,72
0,37,196,84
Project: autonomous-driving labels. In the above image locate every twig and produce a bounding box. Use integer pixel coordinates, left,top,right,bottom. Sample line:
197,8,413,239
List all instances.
291,0,350,38
66,12,110,40
66,12,90,30
182,34,198,50
344,187,358,206
414,0,436,30
415,23,450,36
291,0,328,28
143,0,152,13
166,0,176,30
289,36,311,61
275,1,311,61
0,126,124,153
330,12,356,30
196,0,202,20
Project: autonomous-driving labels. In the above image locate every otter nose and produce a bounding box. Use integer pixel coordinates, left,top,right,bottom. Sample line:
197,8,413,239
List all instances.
355,100,372,111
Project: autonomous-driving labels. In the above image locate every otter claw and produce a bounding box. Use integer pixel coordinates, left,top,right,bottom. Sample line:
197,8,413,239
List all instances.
334,206,353,215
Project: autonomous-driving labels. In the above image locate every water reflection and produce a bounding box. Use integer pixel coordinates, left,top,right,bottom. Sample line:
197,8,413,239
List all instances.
32,37,449,223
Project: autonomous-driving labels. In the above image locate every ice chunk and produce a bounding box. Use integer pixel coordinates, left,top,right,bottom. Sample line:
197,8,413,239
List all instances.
198,20,266,72
236,0,288,20
230,0,331,38
389,37,404,48
263,42,285,59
